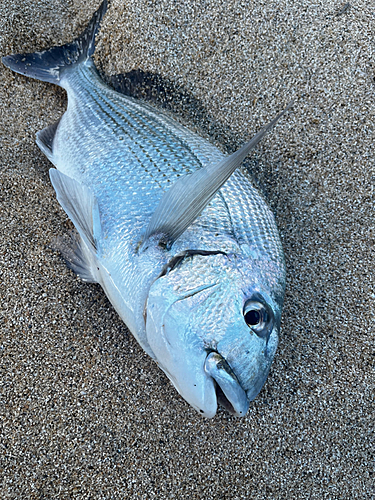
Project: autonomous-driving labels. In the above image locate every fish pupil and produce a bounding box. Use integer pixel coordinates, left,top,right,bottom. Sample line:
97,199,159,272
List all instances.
245,309,261,326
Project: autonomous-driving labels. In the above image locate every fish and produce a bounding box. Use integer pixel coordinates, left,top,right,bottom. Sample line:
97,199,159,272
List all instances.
2,0,290,418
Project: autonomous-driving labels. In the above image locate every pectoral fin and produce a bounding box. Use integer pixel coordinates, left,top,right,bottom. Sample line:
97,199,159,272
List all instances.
143,102,293,247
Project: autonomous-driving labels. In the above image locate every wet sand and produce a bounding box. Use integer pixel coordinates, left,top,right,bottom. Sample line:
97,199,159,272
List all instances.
0,0,374,497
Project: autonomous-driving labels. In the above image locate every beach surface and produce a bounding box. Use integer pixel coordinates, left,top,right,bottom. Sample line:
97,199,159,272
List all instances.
0,0,374,498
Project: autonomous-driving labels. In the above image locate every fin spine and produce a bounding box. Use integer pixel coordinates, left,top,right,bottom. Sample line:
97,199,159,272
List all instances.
49,169,99,251
36,118,61,159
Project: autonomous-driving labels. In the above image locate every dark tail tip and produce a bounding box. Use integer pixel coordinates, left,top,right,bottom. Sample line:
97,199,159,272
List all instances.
77,0,108,60
2,0,108,85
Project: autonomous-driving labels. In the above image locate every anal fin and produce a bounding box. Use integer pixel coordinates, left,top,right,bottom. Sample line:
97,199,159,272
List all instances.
49,169,101,282
36,118,61,160
53,232,98,283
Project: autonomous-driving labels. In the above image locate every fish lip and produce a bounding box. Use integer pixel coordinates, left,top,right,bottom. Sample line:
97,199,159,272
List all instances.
204,352,249,417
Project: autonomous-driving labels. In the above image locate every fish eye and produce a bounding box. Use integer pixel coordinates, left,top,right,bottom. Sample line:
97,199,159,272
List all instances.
243,299,273,338
244,308,261,326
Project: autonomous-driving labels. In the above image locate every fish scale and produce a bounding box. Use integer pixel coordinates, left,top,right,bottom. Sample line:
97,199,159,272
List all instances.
2,0,288,417
222,171,284,260
55,59,286,369
57,62,282,268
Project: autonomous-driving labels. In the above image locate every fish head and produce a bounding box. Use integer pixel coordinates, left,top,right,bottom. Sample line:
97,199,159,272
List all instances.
145,252,285,418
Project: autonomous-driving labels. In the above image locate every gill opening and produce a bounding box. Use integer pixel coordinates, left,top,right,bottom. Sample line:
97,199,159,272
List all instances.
142,249,225,326
159,249,227,277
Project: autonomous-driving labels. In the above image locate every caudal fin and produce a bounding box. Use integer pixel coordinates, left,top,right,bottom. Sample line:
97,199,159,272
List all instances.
2,0,107,85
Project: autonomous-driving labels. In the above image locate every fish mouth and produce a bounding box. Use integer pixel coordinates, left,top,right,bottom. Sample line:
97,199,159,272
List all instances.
204,352,249,417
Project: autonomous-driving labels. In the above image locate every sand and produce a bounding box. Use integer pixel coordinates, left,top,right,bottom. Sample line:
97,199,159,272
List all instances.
0,0,374,498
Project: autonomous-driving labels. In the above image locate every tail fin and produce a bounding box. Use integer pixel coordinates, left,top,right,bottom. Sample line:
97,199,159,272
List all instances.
2,0,107,85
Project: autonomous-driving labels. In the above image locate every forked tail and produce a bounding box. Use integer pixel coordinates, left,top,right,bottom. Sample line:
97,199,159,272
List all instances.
2,0,107,85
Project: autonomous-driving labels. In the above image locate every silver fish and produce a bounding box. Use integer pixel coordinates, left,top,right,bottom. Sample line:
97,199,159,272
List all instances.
3,1,289,417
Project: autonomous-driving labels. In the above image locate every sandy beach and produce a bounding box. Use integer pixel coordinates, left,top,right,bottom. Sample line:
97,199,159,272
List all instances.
0,0,374,497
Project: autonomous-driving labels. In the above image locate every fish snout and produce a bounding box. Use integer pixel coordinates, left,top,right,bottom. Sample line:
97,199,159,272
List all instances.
204,352,249,417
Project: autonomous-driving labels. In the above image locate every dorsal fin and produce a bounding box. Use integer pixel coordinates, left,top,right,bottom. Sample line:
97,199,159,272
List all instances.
49,169,100,251
143,102,293,248
36,118,61,160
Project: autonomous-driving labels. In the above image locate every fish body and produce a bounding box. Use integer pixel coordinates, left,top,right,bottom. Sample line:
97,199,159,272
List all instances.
3,1,287,417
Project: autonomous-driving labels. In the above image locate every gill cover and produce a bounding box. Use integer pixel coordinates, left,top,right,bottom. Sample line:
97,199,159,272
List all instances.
145,253,281,418
146,276,219,417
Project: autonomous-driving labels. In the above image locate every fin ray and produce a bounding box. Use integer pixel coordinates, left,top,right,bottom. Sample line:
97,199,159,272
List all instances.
53,233,98,283
1,0,107,85
49,169,100,251
144,102,293,247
